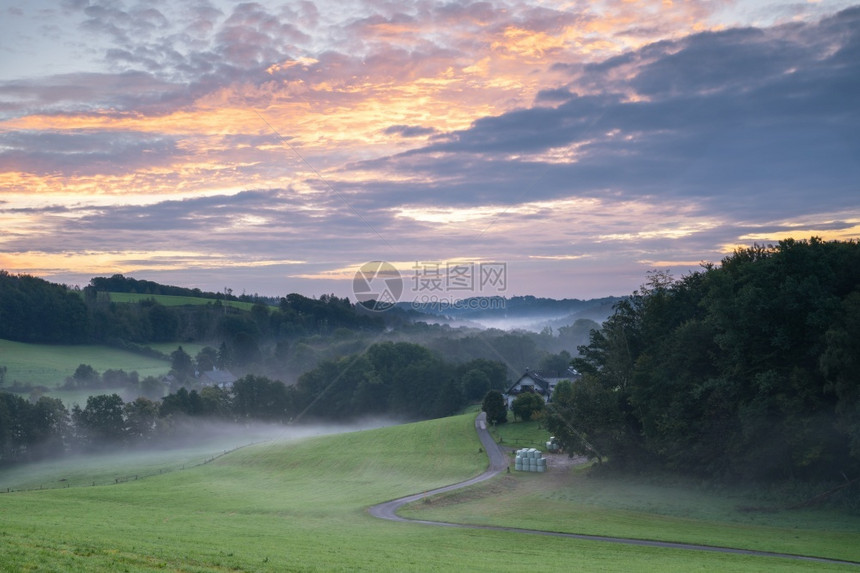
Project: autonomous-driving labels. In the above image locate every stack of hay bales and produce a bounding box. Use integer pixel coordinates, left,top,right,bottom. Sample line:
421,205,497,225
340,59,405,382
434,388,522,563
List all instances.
514,448,547,472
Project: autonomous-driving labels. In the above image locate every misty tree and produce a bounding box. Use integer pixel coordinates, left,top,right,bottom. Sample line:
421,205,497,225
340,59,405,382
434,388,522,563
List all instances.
65,363,100,389
139,375,164,400
461,368,491,403
231,375,292,422
199,386,231,418
195,346,218,373
0,365,6,386
482,390,507,425
73,394,126,448
102,369,138,387
148,302,179,342
124,397,159,441
432,377,464,419
511,392,544,422
558,239,860,484
537,350,573,377
217,341,231,368
160,387,203,418
170,346,194,382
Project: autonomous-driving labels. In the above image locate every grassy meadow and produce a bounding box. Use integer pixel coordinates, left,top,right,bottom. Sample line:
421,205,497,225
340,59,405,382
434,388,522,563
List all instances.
0,338,170,389
107,291,257,311
489,417,548,450
1,413,858,572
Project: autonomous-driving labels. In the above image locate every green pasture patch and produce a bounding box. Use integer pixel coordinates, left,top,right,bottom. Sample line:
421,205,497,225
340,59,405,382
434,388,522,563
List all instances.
146,342,209,358
107,291,257,311
0,339,169,388
489,417,550,450
401,460,860,564
2,413,857,571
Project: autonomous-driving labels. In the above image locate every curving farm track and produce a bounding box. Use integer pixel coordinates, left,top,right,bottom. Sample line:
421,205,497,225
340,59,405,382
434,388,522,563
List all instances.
368,412,860,567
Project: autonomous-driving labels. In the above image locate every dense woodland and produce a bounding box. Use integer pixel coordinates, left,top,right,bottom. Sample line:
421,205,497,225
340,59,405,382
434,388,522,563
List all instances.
0,272,384,347
544,238,860,491
0,342,508,463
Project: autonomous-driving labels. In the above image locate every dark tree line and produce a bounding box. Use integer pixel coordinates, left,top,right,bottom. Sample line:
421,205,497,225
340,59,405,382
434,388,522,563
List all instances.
0,271,88,343
0,271,383,350
89,274,273,304
0,343,508,466
292,342,508,420
544,238,860,487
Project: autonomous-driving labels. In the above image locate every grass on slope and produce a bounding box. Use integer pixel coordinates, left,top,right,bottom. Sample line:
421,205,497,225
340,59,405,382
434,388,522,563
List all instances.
0,338,169,388
107,291,257,311
1,414,857,572
489,417,549,450
400,457,860,563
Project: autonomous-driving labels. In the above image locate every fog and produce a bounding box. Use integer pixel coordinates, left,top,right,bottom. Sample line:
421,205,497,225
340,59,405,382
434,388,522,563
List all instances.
0,418,400,492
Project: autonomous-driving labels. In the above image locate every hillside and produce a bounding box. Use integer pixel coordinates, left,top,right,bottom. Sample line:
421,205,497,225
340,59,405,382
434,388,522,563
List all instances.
2,413,856,571
403,295,619,330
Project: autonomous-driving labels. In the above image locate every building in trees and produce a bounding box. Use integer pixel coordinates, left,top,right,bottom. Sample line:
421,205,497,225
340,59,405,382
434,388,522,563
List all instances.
199,368,237,389
502,368,579,409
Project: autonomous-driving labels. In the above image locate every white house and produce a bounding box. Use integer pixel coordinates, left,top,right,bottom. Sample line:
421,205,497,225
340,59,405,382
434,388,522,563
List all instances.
199,368,237,389
503,367,579,409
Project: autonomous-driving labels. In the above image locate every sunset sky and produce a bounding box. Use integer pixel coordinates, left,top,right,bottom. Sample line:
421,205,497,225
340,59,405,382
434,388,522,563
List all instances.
1,0,858,301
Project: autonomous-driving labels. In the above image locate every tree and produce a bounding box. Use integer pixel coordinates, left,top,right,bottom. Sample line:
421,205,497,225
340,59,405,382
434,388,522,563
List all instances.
124,397,159,441
511,392,544,421
170,346,194,382
231,375,292,422
195,346,218,373
70,364,100,388
482,390,507,425
148,303,178,342
432,377,464,419
0,365,6,386
217,341,232,368
461,369,491,403
74,394,126,448
538,351,572,376
139,376,164,400
199,385,231,417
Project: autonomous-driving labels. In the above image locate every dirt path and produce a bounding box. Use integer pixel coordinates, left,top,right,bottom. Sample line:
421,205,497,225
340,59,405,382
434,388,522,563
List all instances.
367,413,860,567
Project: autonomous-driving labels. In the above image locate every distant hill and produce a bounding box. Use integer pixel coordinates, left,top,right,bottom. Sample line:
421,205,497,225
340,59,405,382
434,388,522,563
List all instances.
89,274,278,306
399,295,621,331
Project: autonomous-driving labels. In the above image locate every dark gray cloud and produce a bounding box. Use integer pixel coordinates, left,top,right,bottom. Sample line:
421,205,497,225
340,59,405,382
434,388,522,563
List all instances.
343,7,860,219
383,124,437,138
0,130,180,176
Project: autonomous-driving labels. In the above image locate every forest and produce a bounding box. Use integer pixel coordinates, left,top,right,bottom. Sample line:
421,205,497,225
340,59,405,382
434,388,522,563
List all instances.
0,272,384,347
0,271,588,465
0,343,508,464
544,238,860,489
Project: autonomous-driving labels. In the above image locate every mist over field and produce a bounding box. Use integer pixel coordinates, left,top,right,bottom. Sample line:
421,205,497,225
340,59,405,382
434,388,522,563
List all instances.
0,417,398,492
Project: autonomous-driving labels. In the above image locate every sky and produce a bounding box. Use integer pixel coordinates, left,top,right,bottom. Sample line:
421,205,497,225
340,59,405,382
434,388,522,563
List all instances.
1,0,858,303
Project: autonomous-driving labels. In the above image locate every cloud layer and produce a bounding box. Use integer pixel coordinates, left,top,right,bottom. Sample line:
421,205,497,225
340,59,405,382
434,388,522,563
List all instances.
1,1,858,299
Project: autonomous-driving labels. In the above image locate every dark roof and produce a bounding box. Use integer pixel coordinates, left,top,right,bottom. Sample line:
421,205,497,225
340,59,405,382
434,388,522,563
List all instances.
503,368,579,396
199,369,237,386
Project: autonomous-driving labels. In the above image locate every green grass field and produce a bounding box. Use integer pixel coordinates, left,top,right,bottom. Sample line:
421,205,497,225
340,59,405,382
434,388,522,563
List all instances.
489,417,549,449
147,341,209,358
0,339,170,388
1,413,858,571
107,292,258,311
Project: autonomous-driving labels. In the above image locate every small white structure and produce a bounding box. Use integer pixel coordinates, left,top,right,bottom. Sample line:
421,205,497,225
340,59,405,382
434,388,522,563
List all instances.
514,448,547,472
